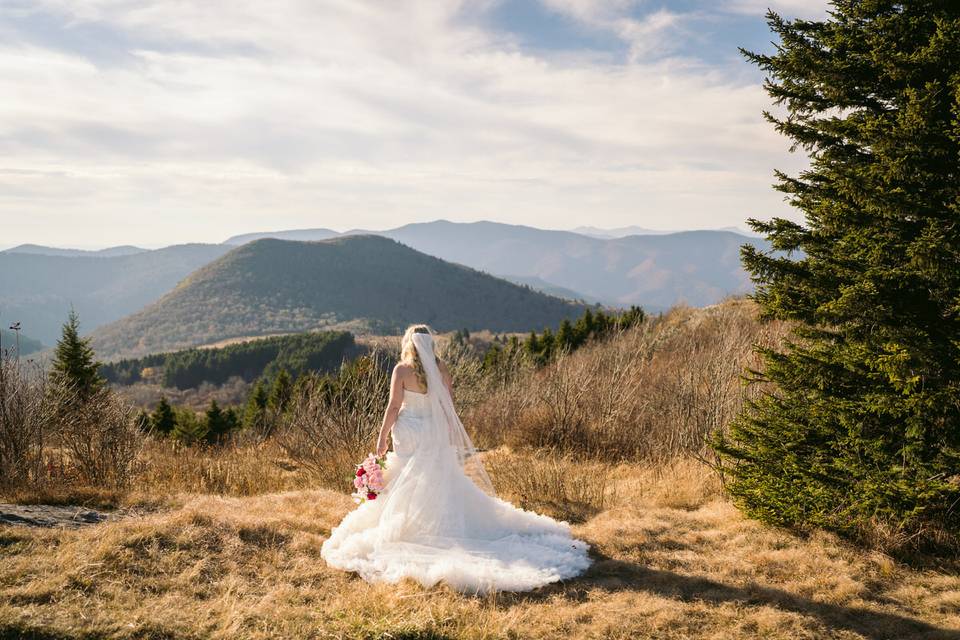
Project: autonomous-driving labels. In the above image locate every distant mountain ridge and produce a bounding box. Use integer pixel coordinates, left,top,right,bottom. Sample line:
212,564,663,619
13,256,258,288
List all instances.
9,220,769,350
0,244,232,345
222,229,339,245
90,235,588,360
223,220,769,310
0,328,43,356
4,244,148,257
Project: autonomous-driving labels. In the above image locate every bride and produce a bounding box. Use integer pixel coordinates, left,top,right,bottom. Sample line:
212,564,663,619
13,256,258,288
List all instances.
321,324,591,594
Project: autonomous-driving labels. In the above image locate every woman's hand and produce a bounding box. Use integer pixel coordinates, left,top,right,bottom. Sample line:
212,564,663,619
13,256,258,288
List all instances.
376,438,388,457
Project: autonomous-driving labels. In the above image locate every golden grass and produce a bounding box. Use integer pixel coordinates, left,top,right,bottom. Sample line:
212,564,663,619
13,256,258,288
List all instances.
1,454,958,639
2,301,957,638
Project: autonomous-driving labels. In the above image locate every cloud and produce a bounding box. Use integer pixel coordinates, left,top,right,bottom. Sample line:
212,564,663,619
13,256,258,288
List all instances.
0,0,807,246
722,0,831,19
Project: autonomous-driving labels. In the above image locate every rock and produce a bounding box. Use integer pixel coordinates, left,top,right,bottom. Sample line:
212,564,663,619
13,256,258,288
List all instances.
0,503,114,528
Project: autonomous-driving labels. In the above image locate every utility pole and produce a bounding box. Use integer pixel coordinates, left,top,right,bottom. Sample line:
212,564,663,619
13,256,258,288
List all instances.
9,322,20,362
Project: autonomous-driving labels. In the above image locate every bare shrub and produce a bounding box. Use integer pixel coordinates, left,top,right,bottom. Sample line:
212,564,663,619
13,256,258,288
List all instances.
463,299,789,463
0,356,51,487
277,353,390,490
52,384,144,488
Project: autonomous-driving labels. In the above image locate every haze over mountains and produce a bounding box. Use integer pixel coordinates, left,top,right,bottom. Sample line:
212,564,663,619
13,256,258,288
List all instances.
225,220,768,310
5,244,148,258
90,236,588,359
3,220,769,355
0,244,231,345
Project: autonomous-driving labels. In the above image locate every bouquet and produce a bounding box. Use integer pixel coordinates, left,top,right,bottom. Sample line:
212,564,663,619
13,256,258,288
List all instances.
352,453,387,503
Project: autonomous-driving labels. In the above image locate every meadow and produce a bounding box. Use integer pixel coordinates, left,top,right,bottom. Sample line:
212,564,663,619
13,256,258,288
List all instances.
1,300,958,639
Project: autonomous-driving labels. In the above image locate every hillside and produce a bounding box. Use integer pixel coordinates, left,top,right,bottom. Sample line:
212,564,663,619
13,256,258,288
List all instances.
0,328,43,356
226,220,771,309
3,300,957,638
90,235,588,359
101,330,356,389
0,244,231,345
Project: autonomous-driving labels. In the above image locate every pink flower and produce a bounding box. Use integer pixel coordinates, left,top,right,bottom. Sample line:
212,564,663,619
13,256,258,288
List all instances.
353,477,364,490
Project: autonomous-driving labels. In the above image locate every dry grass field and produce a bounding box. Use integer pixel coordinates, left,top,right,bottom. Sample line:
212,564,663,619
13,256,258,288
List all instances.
2,458,958,639
2,300,958,639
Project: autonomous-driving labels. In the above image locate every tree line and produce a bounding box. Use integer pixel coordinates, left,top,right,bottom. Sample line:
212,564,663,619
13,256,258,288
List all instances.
479,305,646,370
101,331,355,389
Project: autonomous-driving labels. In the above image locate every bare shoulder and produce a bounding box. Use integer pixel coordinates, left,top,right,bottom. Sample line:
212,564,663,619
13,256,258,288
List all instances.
393,362,413,380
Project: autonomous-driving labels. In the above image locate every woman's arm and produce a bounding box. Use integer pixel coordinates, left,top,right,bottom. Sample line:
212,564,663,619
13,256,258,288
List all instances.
438,360,454,401
376,365,405,457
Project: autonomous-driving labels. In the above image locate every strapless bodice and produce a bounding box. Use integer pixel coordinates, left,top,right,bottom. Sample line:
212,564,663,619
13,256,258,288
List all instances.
399,388,431,415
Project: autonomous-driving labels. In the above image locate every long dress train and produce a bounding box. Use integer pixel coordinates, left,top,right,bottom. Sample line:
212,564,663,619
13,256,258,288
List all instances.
321,345,591,594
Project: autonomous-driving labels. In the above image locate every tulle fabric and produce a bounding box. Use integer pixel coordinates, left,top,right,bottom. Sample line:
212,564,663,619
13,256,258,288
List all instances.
321,390,591,594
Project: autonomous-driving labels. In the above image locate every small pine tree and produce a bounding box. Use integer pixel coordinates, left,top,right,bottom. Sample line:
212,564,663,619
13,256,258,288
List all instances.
243,380,269,431
171,407,206,445
482,344,503,371
525,331,540,359
575,308,595,342
203,400,233,444
150,397,176,436
49,309,104,399
268,370,293,414
539,328,555,362
556,319,575,351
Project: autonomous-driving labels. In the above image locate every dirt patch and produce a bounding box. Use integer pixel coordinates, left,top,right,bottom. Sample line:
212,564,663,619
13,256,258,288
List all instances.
0,503,129,528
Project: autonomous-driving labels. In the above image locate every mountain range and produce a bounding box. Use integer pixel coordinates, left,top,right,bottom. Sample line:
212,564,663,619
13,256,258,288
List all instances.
226,220,766,310
3,220,769,355
0,244,231,345
89,235,588,359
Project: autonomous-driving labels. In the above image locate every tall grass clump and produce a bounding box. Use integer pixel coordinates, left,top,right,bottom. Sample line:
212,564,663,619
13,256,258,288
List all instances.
277,352,390,490
467,299,789,463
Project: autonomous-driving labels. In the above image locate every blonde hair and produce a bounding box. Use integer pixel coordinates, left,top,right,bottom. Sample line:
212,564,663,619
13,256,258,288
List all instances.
400,324,439,390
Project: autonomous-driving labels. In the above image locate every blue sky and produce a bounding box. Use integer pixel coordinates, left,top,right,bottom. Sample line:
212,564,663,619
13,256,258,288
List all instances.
0,0,828,248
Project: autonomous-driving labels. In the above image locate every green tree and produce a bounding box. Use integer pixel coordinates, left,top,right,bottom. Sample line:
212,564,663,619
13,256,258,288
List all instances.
49,309,104,399
203,400,234,444
151,397,176,436
171,407,206,445
243,380,269,432
524,331,540,360
715,3,960,550
268,369,293,414
556,318,575,351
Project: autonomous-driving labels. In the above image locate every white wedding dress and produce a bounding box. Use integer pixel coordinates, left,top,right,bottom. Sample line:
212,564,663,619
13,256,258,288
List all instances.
321,333,591,594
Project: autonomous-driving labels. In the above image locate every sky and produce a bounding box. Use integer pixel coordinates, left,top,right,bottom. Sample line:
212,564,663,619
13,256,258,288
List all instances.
0,0,829,249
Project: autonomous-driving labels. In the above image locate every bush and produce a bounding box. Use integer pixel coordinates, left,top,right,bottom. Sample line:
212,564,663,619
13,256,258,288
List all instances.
277,353,390,489
0,357,51,487
51,382,143,488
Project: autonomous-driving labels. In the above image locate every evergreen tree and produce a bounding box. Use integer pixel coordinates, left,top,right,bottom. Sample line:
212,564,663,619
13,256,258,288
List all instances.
203,400,233,444
538,328,555,363
556,319,575,351
525,331,540,360
49,309,104,399
482,344,503,371
243,380,269,431
151,397,176,436
268,369,293,414
171,407,206,445
715,3,960,550
223,407,241,432
575,308,595,342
